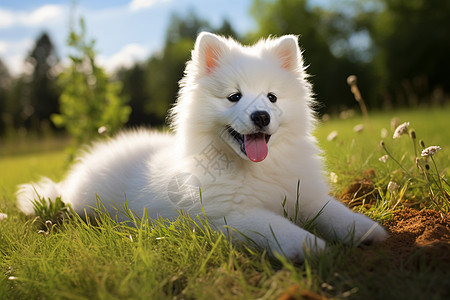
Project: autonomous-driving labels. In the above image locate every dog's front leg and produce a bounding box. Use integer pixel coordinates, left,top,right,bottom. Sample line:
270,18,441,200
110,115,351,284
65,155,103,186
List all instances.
311,197,388,245
216,209,326,262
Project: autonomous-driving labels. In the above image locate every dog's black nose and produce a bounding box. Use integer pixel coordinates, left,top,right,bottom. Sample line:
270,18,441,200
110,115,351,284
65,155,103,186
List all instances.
250,111,270,128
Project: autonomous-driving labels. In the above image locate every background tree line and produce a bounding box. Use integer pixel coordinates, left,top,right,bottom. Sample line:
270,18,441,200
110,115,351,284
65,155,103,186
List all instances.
0,0,448,137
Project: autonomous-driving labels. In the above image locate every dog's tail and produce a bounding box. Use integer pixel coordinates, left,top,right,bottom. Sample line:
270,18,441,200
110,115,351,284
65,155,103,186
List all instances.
16,177,61,215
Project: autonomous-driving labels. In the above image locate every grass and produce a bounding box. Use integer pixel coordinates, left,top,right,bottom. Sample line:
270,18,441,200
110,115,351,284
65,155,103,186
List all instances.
0,105,449,299
316,106,450,214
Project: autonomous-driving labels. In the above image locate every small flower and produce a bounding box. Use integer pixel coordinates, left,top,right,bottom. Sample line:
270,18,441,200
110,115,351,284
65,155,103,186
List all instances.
327,130,338,141
38,230,49,236
380,128,388,139
0,213,7,221
378,155,389,163
353,124,364,133
393,122,410,139
421,146,442,157
347,75,357,86
388,181,400,194
98,126,108,135
330,172,338,183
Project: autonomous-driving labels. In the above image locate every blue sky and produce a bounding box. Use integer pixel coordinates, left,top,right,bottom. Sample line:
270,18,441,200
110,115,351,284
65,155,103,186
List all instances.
0,0,258,76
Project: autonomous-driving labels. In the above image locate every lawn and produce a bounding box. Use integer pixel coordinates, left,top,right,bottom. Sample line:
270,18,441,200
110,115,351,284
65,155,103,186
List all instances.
0,106,449,300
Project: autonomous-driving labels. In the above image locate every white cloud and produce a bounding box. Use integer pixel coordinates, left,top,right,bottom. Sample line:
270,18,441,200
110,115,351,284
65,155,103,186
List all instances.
129,0,169,11
0,41,8,54
0,4,64,29
0,8,15,29
97,44,149,73
22,5,64,26
0,39,34,76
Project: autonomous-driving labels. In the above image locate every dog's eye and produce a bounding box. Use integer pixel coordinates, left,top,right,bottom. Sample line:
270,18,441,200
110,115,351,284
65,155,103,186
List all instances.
267,93,277,103
227,92,242,102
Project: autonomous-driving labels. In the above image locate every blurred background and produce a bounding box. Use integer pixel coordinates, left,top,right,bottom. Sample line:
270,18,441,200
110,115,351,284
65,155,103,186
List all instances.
0,0,449,140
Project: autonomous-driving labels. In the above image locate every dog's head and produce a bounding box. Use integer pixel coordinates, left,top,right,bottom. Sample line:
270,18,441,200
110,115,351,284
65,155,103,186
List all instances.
172,32,313,163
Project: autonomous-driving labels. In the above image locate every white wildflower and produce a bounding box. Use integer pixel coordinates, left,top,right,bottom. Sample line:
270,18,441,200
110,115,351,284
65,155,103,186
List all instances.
388,181,400,194
380,128,388,139
390,117,400,131
98,126,108,135
353,124,364,133
347,75,357,86
327,130,338,141
0,213,7,221
330,172,338,183
378,155,389,163
393,122,409,139
421,146,442,157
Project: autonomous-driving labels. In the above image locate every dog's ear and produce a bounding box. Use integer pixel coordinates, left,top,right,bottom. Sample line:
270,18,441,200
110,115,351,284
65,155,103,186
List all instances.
194,32,226,74
273,35,302,71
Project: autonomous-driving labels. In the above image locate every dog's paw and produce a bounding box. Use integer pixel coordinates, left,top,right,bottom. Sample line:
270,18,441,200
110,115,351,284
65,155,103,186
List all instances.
280,233,327,263
352,213,388,245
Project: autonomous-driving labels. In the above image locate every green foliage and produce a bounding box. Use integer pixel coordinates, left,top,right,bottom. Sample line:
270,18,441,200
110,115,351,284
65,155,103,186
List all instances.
380,127,449,213
370,0,450,105
249,0,374,112
51,18,131,144
317,105,450,218
31,194,71,232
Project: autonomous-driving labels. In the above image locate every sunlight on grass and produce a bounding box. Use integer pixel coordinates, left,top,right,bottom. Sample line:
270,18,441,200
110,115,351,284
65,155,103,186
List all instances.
0,150,67,197
316,106,450,215
1,106,449,299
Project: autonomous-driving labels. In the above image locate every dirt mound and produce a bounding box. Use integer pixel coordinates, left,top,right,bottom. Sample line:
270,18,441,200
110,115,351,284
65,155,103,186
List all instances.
382,208,450,264
340,169,379,208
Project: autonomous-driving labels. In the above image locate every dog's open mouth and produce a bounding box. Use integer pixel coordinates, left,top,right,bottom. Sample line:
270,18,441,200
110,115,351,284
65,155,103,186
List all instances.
226,126,271,162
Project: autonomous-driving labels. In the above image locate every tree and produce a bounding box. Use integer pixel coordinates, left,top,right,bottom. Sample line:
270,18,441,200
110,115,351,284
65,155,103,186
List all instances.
370,0,450,105
249,0,369,112
0,58,11,134
118,63,153,127
143,12,215,126
52,18,131,144
26,32,60,131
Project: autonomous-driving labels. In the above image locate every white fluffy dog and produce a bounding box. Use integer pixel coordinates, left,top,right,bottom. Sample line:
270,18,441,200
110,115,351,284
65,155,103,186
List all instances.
17,32,387,261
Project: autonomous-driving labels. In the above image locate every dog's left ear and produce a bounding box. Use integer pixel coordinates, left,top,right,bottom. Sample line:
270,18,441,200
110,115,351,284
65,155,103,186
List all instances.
273,35,302,71
194,32,226,74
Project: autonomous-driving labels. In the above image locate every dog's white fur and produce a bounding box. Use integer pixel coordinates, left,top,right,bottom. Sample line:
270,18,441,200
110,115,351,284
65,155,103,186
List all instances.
17,32,387,262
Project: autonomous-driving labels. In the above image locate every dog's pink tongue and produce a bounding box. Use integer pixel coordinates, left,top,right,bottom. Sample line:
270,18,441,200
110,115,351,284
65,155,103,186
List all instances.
244,133,268,162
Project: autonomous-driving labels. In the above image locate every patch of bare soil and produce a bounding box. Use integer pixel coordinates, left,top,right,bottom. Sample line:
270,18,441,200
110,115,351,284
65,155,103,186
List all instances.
382,208,450,265
276,208,450,300
340,170,450,264
340,169,379,208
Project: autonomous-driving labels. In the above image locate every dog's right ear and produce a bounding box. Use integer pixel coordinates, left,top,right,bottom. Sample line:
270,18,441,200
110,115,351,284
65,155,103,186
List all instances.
193,32,226,74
